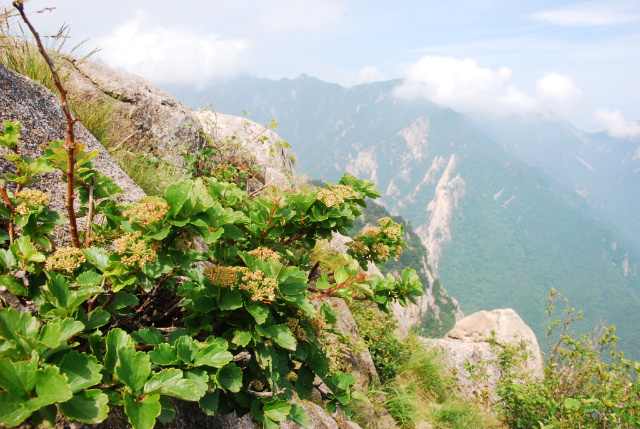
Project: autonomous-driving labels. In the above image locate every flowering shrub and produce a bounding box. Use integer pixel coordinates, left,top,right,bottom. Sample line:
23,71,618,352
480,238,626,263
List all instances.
0,120,423,429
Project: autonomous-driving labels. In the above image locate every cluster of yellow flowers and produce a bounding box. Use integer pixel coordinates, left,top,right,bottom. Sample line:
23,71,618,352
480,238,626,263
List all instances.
371,242,391,259
248,247,281,261
316,185,357,208
113,231,159,267
347,240,368,257
377,217,403,241
238,269,277,303
123,202,170,226
286,317,308,341
14,189,50,215
45,247,86,273
204,265,241,288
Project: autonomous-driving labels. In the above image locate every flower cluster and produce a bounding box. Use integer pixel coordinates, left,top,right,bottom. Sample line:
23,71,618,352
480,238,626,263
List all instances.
45,247,86,273
347,217,404,266
286,317,308,341
248,247,281,261
316,184,357,208
123,202,170,226
204,265,241,288
238,269,277,303
14,189,50,215
113,231,159,267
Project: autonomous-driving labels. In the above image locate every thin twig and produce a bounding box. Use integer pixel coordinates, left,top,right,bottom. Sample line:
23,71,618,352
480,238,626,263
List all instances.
246,388,286,398
310,272,370,301
84,176,95,248
0,185,15,243
269,232,306,250
14,1,81,248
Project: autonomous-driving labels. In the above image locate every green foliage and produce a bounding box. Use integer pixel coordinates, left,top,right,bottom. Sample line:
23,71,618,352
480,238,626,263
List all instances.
494,289,640,429
0,119,423,428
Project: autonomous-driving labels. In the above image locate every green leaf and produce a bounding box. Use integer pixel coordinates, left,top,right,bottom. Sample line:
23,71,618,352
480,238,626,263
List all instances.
295,365,315,400
144,368,203,401
219,289,243,310
124,392,161,429
24,365,73,413
132,328,165,345
77,307,111,331
0,356,37,400
333,372,356,391
216,363,243,392
564,397,581,411
116,347,151,397
166,181,193,216
258,324,297,351
0,275,28,297
193,338,233,368
0,391,31,427
104,328,135,374
75,270,103,287
175,336,198,364
59,389,109,423
149,343,181,366
232,329,252,347
45,273,71,308
263,399,291,422
59,350,103,393
247,302,269,324
199,391,219,416
81,248,109,271
288,403,312,429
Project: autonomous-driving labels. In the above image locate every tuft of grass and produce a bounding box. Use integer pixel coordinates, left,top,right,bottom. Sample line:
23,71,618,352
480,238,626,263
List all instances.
69,95,118,146
428,400,486,429
112,151,188,196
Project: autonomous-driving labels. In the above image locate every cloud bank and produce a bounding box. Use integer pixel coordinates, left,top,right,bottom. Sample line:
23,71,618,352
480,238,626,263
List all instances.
94,19,249,85
531,0,640,26
396,56,639,139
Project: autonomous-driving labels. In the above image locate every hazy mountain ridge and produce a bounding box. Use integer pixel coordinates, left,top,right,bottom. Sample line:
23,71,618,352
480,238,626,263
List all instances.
163,75,640,358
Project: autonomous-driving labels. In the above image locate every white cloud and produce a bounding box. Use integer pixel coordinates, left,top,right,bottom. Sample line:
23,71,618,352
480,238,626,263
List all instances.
536,73,586,116
94,19,249,85
593,108,640,139
396,56,538,115
532,1,640,26
356,66,385,84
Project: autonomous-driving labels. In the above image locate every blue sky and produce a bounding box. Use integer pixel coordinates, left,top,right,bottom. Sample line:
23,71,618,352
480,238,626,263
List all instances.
5,0,640,136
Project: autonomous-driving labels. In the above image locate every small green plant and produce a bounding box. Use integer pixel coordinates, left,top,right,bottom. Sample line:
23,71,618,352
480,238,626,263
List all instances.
494,288,640,429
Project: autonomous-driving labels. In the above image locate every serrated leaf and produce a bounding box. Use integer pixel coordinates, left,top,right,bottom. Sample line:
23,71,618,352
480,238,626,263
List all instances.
258,324,297,351
0,275,28,297
157,395,175,424
295,365,314,400
216,363,242,392
132,328,165,345
81,247,109,271
263,399,291,422
45,273,71,308
59,389,109,423
175,336,198,364
116,347,151,397
232,329,252,347
166,181,193,216
124,392,161,429
199,391,219,416
149,343,180,366
0,356,37,400
288,403,312,429
219,289,243,310
247,302,269,324
144,368,202,401
104,328,135,374
0,391,31,427
24,365,73,413
75,270,103,286
193,338,233,368
78,307,111,331
59,350,103,393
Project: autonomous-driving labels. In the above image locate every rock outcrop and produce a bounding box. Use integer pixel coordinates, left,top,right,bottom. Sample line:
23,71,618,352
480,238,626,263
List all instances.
0,62,145,214
422,308,543,406
61,55,205,167
195,110,297,190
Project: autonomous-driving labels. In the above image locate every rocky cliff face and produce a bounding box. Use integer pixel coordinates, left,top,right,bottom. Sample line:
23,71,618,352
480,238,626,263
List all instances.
423,308,543,407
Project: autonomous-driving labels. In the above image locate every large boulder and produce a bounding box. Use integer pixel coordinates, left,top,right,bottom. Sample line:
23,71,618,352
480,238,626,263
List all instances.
0,62,145,214
422,308,543,406
195,110,297,190
61,55,205,167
